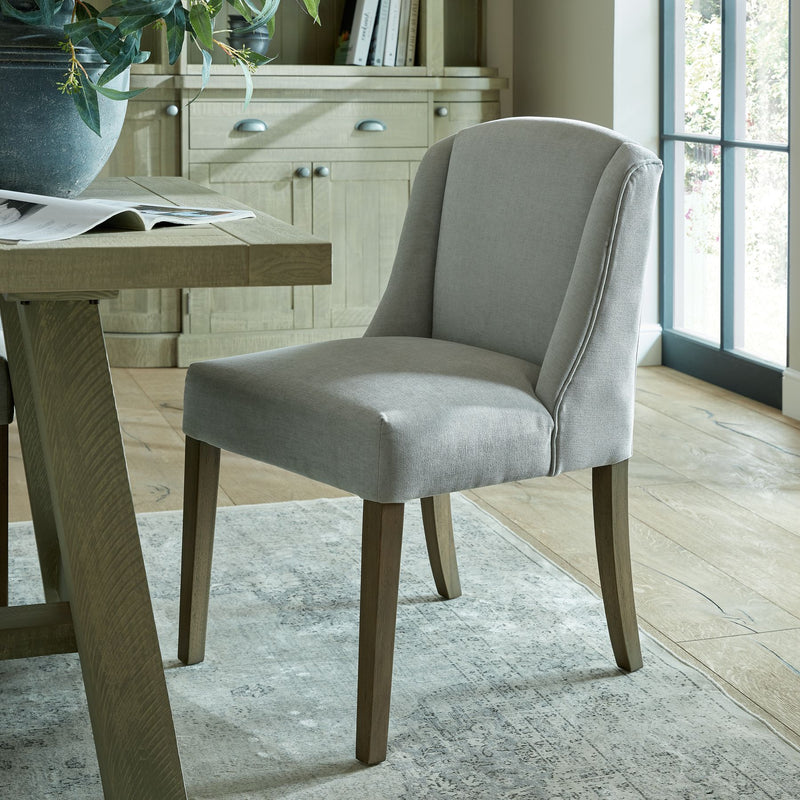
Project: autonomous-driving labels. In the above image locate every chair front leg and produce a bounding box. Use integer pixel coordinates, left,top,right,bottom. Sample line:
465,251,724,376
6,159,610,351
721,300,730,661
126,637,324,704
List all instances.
592,459,642,672
420,494,461,599
178,435,221,666
356,500,404,765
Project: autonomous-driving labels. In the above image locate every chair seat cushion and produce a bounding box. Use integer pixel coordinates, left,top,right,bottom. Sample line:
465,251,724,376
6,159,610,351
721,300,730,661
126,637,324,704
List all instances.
183,337,554,503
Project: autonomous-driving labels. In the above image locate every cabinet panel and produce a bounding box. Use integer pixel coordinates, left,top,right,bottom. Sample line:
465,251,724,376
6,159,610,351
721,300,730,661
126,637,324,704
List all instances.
325,161,411,328
100,97,181,178
184,160,302,338
433,101,502,141
189,100,428,150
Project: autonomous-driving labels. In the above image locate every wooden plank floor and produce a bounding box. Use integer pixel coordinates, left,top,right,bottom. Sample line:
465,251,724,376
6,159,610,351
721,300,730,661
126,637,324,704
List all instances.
8,365,800,749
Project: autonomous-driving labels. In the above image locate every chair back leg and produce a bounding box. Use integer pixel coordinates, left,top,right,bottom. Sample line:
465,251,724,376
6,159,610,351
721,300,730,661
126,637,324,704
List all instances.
0,424,7,606
356,500,404,765
420,494,461,599
591,459,642,672
178,435,221,666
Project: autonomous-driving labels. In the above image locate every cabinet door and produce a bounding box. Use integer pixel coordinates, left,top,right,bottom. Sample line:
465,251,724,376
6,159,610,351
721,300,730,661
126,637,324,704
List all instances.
98,97,182,340
432,100,501,142
99,97,181,179
314,160,412,331
183,160,313,341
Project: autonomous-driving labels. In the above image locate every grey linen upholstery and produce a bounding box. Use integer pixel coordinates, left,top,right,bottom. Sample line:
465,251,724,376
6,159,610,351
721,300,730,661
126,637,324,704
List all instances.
183,117,662,503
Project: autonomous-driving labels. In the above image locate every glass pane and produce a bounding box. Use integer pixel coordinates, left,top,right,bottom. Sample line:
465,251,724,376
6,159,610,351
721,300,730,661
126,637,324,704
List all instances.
673,142,721,344
745,0,789,143
736,149,788,365
679,0,722,136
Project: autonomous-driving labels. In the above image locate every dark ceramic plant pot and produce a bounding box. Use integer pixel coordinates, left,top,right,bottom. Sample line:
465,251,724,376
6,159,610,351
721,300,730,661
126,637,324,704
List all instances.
0,10,128,197
228,14,271,56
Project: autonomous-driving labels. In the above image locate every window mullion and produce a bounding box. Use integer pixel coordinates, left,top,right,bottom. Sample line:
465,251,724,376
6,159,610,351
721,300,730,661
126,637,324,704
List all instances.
721,0,745,352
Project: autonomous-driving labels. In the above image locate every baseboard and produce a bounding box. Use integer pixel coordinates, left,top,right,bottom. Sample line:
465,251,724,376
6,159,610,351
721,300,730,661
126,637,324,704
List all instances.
637,323,662,366
782,368,800,420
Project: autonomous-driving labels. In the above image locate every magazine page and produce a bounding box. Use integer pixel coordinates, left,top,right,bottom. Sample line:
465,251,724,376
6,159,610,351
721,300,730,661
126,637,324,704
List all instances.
93,200,255,232
0,189,255,245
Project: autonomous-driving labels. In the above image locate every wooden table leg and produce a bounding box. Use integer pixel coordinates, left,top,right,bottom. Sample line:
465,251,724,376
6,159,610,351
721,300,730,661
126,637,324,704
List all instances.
1,300,64,602
2,297,186,799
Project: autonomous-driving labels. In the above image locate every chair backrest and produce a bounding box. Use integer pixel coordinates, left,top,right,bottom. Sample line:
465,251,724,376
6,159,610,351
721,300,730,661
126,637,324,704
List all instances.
367,117,662,474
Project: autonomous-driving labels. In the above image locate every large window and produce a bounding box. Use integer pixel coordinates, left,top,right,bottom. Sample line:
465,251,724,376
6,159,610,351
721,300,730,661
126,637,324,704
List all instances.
661,0,789,407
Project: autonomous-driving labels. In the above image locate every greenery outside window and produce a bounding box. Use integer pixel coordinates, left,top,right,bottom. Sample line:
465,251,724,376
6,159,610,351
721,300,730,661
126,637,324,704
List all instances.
661,0,789,407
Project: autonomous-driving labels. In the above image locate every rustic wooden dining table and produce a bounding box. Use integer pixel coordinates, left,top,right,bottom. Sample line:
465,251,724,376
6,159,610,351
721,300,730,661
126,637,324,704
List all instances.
0,176,331,799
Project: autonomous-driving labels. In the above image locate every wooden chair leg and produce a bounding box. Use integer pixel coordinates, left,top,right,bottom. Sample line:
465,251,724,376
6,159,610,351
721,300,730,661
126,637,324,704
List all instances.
592,459,642,672
178,435,221,666
356,500,404,765
0,424,7,607
420,494,461,599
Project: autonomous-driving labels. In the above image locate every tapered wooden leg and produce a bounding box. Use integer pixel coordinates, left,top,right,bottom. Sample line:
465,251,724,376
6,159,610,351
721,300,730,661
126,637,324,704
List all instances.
0,424,7,607
178,436,221,666
592,459,642,672
356,500,404,765
420,494,461,599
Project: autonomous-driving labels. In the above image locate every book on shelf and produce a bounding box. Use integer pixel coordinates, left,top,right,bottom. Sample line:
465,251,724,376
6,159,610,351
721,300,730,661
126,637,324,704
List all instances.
0,188,254,245
404,0,420,67
334,0,380,66
382,0,402,66
394,0,411,66
367,0,391,66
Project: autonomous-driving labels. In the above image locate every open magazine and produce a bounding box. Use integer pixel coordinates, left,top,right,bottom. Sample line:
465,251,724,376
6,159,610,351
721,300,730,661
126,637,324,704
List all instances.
0,188,256,245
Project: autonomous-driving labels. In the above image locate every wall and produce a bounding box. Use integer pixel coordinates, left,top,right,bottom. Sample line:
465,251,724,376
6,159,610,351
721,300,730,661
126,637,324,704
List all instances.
783,5,800,417
510,0,662,365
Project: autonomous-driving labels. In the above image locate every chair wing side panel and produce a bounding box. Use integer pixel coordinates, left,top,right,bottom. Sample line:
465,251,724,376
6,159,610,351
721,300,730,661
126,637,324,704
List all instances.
536,145,662,475
365,136,455,338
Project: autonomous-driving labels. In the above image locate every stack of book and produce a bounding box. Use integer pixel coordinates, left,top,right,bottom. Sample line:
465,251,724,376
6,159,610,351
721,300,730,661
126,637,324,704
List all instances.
334,0,420,67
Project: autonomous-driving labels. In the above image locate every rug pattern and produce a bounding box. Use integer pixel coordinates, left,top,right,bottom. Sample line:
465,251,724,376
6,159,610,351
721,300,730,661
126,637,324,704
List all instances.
1,495,799,798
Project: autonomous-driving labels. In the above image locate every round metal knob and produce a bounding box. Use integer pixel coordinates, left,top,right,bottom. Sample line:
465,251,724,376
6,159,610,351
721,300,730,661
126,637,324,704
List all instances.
165,104,179,117
435,106,448,117
295,166,311,178
315,166,330,178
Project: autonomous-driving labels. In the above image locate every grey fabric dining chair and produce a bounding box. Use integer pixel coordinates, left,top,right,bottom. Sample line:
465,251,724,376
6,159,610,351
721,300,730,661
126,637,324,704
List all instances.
178,117,663,765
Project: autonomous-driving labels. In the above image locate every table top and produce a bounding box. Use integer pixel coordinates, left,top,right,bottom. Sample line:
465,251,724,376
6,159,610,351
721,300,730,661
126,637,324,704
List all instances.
0,176,331,295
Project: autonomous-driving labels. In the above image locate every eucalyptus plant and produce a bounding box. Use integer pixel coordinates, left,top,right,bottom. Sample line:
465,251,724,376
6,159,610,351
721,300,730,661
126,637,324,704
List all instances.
0,0,320,134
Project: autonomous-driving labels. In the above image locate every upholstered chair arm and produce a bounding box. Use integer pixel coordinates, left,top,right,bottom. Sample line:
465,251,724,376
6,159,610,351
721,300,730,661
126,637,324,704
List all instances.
535,143,662,476
365,135,455,338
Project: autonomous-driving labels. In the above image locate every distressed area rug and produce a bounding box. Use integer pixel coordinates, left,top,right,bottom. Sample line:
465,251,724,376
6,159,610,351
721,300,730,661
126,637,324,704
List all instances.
2,495,799,799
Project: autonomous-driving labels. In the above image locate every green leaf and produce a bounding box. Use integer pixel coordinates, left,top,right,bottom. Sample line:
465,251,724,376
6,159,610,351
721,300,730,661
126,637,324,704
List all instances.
164,4,187,64
189,3,214,51
38,0,61,26
97,37,139,83
301,0,320,23
100,0,178,20
73,74,102,136
237,59,253,107
230,0,279,32
200,47,212,91
114,12,162,35
94,83,147,100
0,0,45,24
64,17,106,45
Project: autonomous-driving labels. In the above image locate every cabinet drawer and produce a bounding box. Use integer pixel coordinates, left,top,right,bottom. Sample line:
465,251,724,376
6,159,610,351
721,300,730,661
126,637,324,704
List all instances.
189,100,428,150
